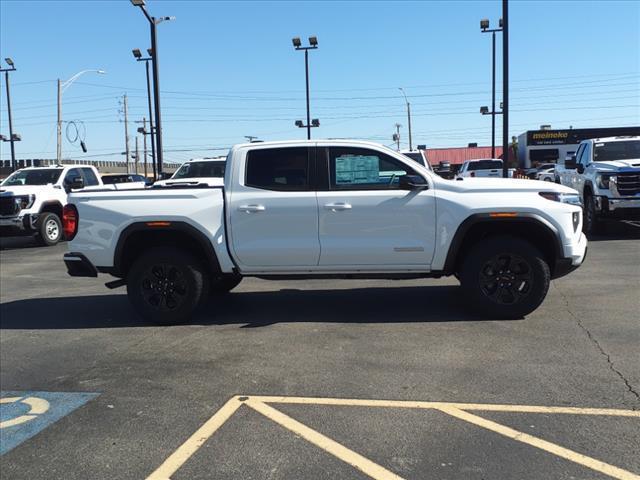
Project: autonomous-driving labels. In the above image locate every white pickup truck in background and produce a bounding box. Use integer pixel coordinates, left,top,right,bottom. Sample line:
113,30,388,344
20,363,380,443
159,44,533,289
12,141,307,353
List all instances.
0,165,103,245
556,136,640,234
153,156,226,187
455,159,504,179
63,140,587,324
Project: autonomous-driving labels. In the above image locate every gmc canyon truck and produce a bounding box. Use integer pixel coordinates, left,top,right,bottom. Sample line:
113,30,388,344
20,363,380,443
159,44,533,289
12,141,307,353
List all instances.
556,136,640,234
63,140,587,324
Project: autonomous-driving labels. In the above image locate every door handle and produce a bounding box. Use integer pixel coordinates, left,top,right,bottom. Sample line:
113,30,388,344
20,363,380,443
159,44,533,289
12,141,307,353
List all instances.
324,202,352,211
238,204,266,213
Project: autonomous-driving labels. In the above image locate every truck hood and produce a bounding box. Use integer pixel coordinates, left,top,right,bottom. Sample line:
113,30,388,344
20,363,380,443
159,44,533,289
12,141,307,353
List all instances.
437,177,577,194
0,184,57,196
591,158,640,172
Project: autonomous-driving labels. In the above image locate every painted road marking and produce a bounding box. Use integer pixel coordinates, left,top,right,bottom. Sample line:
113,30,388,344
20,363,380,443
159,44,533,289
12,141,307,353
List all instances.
0,391,99,455
146,395,640,480
0,396,50,428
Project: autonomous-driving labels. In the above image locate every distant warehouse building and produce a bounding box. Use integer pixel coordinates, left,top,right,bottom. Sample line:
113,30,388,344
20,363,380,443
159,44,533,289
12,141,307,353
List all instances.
517,126,640,168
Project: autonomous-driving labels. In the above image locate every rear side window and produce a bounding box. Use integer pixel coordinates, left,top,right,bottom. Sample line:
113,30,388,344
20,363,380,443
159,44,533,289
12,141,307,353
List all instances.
245,147,310,191
468,160,503,171
81,168,100,186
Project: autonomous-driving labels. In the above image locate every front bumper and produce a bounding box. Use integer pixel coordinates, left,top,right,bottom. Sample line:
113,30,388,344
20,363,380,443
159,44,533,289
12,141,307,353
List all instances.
64,252,98,277
597,196,640,219
0,214,37,235
553,232,588,279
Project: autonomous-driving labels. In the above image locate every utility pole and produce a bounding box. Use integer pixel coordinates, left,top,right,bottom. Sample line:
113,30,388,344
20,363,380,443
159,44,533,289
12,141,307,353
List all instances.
1,58,17,171
57,79,62,163
135,135,139,174
143,117,148,177
123,94,130,174
399,88,412,151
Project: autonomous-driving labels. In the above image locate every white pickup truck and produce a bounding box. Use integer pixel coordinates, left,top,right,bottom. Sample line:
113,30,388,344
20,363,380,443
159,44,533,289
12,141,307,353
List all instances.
63,140,587,324
556,136,640,234
0,164,102,245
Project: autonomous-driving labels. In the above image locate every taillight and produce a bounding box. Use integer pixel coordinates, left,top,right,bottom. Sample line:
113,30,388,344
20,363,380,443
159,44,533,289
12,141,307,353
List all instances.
62,204,79,240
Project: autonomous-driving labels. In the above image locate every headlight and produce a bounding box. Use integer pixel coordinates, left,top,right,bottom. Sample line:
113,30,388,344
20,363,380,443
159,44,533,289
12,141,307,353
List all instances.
15,194,35,209
539,191,582,206
596,173,614,189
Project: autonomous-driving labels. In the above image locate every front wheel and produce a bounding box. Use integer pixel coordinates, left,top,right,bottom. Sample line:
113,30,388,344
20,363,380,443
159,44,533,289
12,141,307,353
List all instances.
127,247,209,325
582,193,603,235
36,212,62,246
459,236,550,319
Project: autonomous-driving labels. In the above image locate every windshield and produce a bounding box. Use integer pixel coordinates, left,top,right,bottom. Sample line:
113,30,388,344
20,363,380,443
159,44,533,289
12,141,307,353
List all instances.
172,161,226,179
468,160,503,171
402,152,425,167
1,169,63,186
593,140,640,162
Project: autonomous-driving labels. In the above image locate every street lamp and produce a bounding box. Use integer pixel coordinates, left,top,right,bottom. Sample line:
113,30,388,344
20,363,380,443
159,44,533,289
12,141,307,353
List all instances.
0,57,18,172
57,69,106,163
294,118,320,131
480,18,503,162
399,87,413,151
132,47,157,179
131,0,175,177
292,36,318,140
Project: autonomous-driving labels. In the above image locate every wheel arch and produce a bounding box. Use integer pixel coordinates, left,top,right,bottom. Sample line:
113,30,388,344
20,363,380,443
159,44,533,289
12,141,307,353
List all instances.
443,213,564,278
39,201,63,219
113,222,221,279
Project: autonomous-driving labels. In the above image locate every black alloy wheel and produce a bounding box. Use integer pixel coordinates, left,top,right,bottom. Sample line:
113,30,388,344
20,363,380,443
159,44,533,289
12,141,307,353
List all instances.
479,253,533,306
140,263,189,312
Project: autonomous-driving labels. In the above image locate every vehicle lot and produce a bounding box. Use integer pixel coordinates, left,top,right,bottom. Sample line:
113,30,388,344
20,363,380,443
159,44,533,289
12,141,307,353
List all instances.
1,224,639,480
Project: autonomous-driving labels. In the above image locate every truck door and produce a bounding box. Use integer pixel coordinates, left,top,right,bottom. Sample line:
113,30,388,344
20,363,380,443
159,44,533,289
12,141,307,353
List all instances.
575,142,591,196
228,146,320,268
316,146,436,267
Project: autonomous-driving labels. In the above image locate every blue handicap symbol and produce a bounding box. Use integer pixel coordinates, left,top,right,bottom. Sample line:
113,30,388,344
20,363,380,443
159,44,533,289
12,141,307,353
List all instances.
0,391,99,455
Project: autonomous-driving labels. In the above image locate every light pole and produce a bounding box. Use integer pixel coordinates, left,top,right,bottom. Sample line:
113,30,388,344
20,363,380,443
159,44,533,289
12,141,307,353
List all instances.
292,36,318,140
131,0,175,178
132,48,157,179
1,58,18,172
57,69,105,163
398,87,412,151
502,0,510,178
480,18,503,161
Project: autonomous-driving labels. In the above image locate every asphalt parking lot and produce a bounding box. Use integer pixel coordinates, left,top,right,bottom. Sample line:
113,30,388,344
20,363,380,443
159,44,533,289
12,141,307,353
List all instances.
1,223,639,480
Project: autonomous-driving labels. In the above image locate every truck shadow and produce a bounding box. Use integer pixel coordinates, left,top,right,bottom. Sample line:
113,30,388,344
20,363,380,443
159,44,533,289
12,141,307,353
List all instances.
0,285,503,330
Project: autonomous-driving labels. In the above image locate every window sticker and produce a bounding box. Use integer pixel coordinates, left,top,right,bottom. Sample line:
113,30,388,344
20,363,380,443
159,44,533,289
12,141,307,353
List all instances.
335,155,380,184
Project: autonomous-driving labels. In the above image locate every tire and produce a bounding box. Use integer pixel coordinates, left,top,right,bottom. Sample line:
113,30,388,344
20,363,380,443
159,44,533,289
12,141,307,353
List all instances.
459,236,550,319
582,193,603,236
543,177,552,182
126,247,209,325
210,274,242,295
36,212,62,246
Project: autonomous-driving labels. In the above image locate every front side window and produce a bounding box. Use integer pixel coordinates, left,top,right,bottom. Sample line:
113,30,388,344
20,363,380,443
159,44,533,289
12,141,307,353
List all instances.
329,147,414,190
578,143,591,165
245,147,310,191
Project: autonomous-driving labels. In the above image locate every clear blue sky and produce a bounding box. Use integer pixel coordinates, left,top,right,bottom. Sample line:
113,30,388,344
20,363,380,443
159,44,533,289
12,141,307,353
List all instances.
1,0,639,164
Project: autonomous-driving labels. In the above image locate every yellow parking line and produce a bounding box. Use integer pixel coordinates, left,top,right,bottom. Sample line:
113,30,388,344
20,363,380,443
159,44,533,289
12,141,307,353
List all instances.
251,396,640,417
146,396,244,480
437,405,640,480
246,399,406,480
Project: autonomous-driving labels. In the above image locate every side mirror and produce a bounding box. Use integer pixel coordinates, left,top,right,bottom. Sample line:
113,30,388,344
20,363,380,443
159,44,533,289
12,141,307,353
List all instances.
576,164,585,174
564,157,577,169
65,176,84,192
398,174,428,190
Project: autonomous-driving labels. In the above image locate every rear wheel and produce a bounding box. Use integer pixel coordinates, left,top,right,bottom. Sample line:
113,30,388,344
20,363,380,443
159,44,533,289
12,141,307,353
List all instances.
127,247,209,325
36,212,62,246
459,236,550,319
